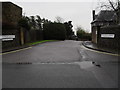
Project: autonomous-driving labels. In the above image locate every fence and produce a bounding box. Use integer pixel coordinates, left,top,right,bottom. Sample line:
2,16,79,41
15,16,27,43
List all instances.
24,29,43,43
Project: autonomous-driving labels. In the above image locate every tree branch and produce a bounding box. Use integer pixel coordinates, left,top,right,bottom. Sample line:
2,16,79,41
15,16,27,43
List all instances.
108,0,116,11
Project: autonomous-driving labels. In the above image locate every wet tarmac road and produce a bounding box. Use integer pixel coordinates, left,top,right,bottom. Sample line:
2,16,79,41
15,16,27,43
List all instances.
2,40,119,88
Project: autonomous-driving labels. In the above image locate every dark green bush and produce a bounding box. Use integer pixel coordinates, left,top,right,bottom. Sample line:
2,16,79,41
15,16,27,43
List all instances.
18,17,30,30
77,29,91,41
43,23,66,40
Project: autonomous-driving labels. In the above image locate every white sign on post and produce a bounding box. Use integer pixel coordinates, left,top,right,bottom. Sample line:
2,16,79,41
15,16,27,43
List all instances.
0,35,15,41
101,34,115,38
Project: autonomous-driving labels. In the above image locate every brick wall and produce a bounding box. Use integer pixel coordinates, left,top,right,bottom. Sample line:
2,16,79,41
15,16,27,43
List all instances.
2,2,22,27
91,27,97,43
2,29,21,49
2,2,22,49
98,25,120,49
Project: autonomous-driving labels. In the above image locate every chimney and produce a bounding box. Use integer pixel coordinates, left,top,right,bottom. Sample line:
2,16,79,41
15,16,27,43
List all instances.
92,10,95,20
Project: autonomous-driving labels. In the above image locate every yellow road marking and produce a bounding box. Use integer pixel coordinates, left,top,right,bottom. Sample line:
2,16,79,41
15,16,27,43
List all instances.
81,46,120,56
0,47,32,55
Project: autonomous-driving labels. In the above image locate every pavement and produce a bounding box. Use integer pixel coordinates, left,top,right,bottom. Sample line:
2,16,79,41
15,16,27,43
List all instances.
1,40,119,88
82,41,119,55
1,44,30,53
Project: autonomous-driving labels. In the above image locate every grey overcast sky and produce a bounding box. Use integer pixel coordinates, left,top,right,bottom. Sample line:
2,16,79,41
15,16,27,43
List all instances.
5,0,102,33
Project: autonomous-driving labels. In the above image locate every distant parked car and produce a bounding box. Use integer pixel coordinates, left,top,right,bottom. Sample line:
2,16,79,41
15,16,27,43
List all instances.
71,35,78,40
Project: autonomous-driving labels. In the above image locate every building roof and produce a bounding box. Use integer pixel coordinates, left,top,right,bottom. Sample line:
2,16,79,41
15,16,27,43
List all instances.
92,10,116,23
2,2,22,9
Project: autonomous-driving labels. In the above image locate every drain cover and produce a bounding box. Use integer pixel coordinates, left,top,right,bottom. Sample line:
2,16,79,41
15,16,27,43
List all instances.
16,62,32,64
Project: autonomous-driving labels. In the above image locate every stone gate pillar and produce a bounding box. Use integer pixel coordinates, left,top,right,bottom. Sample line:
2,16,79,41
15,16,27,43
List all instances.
20,28,24,45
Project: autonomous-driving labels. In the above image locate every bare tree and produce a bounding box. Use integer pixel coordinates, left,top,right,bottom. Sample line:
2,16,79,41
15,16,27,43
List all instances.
30,16,36,30
97,0,120,24
108,0,120,24
55,16,64,23
36,15,42,30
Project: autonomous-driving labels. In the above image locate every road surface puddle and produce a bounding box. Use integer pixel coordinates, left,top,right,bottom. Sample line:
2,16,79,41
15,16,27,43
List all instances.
75,61,94,69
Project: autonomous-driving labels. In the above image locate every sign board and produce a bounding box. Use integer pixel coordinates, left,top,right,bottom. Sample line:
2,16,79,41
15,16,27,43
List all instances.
0,35,15,41
101,34,115,38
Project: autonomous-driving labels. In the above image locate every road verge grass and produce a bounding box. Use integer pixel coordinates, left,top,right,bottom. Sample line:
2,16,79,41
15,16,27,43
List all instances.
28,40,58,46
2,40,58,53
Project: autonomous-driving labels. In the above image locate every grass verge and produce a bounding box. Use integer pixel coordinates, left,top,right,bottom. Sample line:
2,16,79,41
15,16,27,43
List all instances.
28,40,58,46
